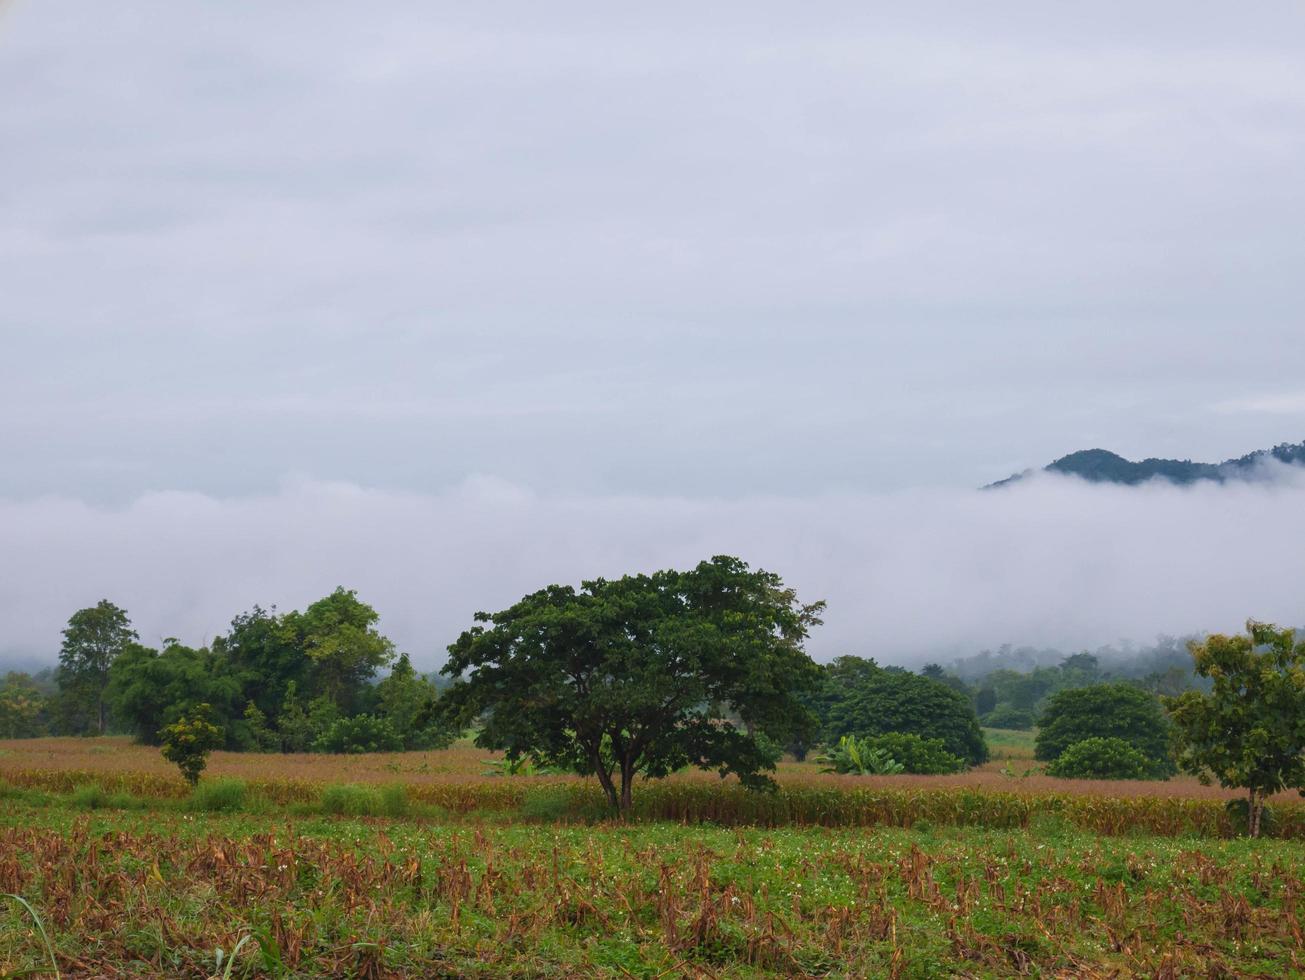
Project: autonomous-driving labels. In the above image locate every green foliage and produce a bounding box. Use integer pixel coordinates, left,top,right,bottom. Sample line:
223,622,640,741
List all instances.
1046,737,1151,780
980,705,1035,730
159,704,224,786
816,735,905,775
1166,622,1305,837
106,641,240,746
189,778,249,813
443,555,824,813
57,599,137,734
313,714,403,754
317,783,405,817
857,733,966,774
239,701,279,752
376,654,456,749
0,673,48,738
1035,683,1172,776
274,681,315,753
816,657,988,765
280,588,395,712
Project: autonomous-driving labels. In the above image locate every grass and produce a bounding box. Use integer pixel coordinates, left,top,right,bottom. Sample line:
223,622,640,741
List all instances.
1,803,1303,977
980,726,1036,761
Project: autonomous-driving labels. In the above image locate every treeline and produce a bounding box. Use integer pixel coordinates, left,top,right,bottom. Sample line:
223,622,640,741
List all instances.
0,590,454,752
922,642,1207,731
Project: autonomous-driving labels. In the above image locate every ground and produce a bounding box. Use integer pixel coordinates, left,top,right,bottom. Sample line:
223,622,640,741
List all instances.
1,733,1303,977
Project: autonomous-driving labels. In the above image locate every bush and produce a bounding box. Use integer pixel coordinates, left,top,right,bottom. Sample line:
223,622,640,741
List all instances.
313,715,403,754
817,735,905,775
190,778,249,812
1046,737,1151,780
980,706,1036,731
1035,684,1172,777
858,733,966,774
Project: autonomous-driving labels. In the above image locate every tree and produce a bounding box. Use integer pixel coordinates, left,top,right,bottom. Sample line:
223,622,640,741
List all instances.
281,588,395,712
443,556,824,814
376,654,455,749
818,657,988,765
1166,622,1305,837
56,600,137,734
105,641,242,745
1035,683,1172,776
160,704,223,786
0,673,47,738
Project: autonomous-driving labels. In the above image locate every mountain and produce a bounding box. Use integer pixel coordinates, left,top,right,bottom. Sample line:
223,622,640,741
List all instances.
987,441,1305,488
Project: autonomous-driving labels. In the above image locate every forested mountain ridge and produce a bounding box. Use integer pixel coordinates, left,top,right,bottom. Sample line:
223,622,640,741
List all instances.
987,441,1305,488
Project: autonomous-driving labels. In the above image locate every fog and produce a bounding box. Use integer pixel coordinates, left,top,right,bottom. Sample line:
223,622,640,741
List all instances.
3,467,1303,670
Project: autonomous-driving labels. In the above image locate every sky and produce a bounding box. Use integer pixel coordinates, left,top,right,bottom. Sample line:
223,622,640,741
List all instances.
3,2,1305,667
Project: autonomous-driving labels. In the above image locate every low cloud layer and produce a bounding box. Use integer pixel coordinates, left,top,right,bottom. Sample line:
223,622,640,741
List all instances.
4,468,1304,670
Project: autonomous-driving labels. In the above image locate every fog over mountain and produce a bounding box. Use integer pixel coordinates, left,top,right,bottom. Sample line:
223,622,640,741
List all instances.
990,441,1305,488
4,464,1305,671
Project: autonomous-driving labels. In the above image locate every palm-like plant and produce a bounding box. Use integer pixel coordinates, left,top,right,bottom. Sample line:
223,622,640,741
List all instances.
816,735,905,775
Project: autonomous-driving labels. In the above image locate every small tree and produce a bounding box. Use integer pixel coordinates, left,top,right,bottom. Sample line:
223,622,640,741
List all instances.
1166,622,1305,837
160,704,223,786
443,556,824,814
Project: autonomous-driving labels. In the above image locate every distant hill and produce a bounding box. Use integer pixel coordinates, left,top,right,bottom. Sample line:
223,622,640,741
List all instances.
987,441,1305,488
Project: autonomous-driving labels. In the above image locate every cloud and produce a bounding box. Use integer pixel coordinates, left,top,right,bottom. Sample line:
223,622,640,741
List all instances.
1212,392,1305,416
4,468,1304,670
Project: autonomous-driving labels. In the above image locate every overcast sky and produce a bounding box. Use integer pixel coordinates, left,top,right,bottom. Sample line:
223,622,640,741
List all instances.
3,3,1305,665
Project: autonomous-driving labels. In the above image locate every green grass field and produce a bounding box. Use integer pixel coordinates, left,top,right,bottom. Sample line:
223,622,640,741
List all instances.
2,797,1304,978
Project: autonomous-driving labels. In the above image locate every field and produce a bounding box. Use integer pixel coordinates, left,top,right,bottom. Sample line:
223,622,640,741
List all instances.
3,735,1305,977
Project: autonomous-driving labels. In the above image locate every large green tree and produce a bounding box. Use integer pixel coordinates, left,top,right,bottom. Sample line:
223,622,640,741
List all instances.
105,641,242,745
443,556,824,813
817,657,988,765
282,588,395,712
1166,622,1305,837
1035,683,1172,776
57,600,137,734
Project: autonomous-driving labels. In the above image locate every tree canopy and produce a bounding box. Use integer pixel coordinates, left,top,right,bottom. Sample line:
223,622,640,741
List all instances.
814,656,987,766
1166,622,1305,837
1034,683,1172,776
57,600,137,734
442,555,824,813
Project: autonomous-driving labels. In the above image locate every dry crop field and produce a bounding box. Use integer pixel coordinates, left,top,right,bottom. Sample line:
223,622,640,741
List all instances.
3,735,1305,977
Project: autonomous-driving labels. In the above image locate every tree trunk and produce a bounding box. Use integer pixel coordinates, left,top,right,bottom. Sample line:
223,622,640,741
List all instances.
1248,790,1263,838
98,695,106,735
590,744,619,811
617,755,638,817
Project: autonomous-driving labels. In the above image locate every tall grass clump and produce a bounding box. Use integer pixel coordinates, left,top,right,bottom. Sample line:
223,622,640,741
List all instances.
190,778,249,813
378,783,409,817
69,783,139,810
319,784,383,817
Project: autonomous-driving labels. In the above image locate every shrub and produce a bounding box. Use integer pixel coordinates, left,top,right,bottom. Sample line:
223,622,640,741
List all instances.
1046,737,1151,780
858,733,966,774
313,715,403,754
190,778,248,812
817,735,905,775
980,706,1036,731
1035,684,1172,777
159,704,223,786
